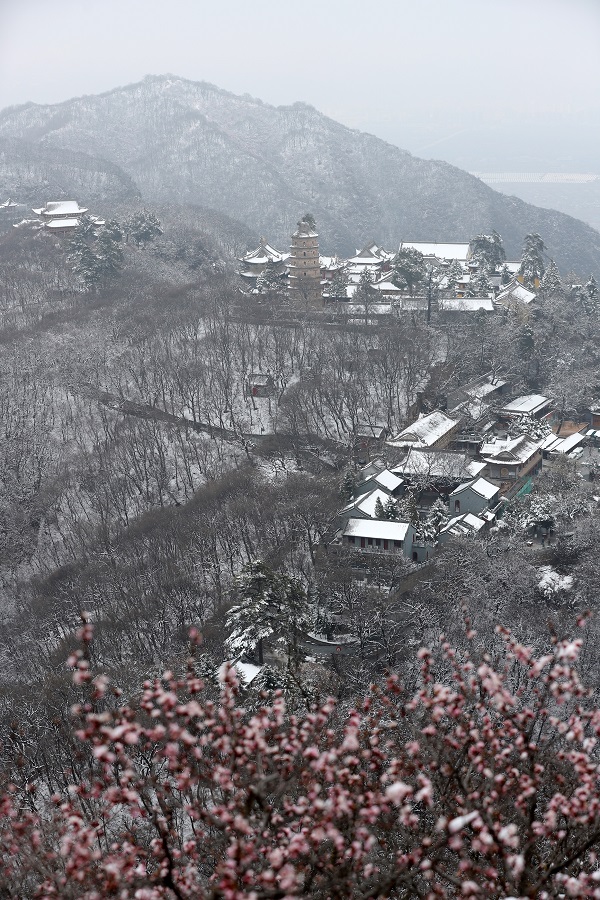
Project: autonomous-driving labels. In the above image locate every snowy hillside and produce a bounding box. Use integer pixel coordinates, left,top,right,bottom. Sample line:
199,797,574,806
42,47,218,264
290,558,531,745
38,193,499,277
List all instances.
1,75,599,274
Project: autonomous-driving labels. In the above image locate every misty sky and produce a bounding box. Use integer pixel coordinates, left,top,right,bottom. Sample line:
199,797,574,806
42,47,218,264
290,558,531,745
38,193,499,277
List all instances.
1,0,599,170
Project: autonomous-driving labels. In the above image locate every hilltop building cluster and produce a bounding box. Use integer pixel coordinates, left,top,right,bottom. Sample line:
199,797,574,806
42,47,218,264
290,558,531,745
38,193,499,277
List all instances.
1,198,105,233
238,221,538,315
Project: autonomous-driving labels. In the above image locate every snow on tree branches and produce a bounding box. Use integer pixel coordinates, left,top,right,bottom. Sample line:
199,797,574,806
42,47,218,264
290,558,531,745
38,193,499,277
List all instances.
225,561,311,669
392,247,427,296
519,233,547,288
470,231,506,271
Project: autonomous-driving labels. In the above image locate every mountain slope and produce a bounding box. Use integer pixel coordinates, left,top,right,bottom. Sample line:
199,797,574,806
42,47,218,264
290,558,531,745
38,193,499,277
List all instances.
0,136,140,209
1,75,599,273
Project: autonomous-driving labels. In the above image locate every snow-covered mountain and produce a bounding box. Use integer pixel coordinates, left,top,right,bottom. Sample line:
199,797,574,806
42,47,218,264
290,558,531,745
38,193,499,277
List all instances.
1,74,599,274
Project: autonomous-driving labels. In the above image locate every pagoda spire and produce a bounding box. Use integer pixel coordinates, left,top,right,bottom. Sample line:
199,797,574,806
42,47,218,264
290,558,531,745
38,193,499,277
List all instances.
288,213,321,304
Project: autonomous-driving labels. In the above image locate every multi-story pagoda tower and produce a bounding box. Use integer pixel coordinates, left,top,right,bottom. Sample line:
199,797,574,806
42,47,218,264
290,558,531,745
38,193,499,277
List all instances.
288,214,322,303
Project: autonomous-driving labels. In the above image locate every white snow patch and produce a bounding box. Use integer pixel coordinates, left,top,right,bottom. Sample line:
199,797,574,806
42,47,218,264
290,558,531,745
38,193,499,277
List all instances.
538,566,574,597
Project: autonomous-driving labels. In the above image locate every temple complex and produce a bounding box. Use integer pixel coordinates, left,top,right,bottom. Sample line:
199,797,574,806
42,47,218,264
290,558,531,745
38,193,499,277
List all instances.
287,215,322,303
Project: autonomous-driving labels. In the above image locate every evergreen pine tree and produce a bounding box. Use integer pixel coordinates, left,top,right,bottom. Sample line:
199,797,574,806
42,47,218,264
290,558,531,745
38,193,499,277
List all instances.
585,274,599,316
329,269,349,300
519,233,546,287
299,212,316,231
418,518,437,544
426,497,449,534
340,470,355,502
225,562,311,671
104,218,123,242
539,259,563,299
374,497,386,519
467,265,492,297
392,247,426,295
71,243,101,290
445,259,463,292
397,490,420,526
355,268,374,299
470,231,506,271
125,210,163,246
384,496,399,521
257,260,281,295
518,324,535,356
68,217,125,290
570,281,597,317
355,268,375,325
96,230,124,281
76,213,100,239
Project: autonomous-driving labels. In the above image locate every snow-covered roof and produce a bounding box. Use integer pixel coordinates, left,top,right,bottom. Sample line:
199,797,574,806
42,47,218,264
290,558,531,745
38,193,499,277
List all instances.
348,242,392,264
465,375,507,401
343,517,410,541
392,449,485,480
234,661,264,686
399,241,471,262
343,488,391,519
355,423,387,439
440,512,487,536
248,373,272,386
371,276,404,295
540,434,563,452
45,217,81,229
501,394,551,416
481,435,541,465
356,458,387,480
33,200,88,217
319,256,344,270
387,410,459,449
470,477,500,499
439,297,495,312
450,477,499,500
393,296,429,312
374,470,404,492
239,241,288,265
496,282,536,304
543,431,587,455
0,198,18,209
449,375,508,418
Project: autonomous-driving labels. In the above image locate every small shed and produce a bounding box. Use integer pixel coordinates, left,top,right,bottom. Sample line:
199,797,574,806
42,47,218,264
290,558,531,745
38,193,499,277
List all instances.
354,422,388,455
246,373,274,397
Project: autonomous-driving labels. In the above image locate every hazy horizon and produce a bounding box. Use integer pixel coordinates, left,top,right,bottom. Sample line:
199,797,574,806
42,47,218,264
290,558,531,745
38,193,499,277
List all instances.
1,0,599,170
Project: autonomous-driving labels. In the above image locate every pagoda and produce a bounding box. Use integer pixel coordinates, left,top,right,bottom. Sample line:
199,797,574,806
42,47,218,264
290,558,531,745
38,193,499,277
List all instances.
288,214,321,303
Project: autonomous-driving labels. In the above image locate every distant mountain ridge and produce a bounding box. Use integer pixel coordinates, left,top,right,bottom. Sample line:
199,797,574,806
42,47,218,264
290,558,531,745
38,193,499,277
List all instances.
1,74,599,274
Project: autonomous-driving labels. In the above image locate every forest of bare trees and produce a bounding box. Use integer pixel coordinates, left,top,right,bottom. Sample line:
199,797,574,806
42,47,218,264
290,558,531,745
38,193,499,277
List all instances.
1,214,600,895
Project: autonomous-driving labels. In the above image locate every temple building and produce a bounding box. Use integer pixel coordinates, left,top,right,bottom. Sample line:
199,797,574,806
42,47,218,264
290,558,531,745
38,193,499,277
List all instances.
31,200,105,234
288,215,322,303
237,238,289,288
